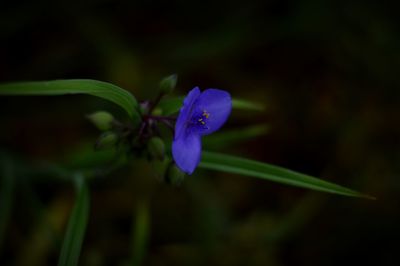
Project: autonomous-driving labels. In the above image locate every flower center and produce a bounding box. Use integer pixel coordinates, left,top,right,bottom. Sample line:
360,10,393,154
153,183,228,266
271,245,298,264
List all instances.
190,110,210,130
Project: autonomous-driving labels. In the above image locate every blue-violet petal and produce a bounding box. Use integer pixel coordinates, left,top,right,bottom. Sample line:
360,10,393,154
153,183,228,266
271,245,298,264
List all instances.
194,89,232,135
174,87,200,140
172,132,202,174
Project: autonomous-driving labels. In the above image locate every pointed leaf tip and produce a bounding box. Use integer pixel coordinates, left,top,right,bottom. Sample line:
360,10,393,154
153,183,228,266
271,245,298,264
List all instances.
200,151,372,198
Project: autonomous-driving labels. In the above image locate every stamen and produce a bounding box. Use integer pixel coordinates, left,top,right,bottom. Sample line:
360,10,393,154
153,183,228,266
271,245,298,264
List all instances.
190,110,210,130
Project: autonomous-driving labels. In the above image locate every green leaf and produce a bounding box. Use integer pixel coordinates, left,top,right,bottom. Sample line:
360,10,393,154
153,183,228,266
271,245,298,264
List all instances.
159,96,183,115
200,151,373,198
231,98,265,111
63,143,116,169
58,173,90,266
147,137,166,161
159,96,265,115
0,79,141,123
203,124,269,149
131,199,150,266
0,155,14,251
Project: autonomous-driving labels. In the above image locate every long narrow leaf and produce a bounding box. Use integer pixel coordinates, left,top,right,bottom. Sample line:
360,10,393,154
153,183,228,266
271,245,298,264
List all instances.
58,174,90,266
0,79,141,122
159,96,265,115
131,199,150,266
200,151,373,198
203,124,269,149
0,155,14,251
231,98,265,111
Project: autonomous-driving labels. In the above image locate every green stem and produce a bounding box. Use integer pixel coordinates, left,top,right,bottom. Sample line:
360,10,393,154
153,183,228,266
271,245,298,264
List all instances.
131,199,150,266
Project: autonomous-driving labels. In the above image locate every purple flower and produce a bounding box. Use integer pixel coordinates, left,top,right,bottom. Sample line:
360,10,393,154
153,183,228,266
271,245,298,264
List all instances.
172,87,232,174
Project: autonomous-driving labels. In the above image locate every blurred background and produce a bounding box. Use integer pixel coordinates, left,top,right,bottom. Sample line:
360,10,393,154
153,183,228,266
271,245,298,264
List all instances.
0,0,399,265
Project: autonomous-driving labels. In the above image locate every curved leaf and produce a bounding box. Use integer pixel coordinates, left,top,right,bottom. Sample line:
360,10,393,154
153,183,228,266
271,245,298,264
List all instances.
200,151,373,199
0,79,141,123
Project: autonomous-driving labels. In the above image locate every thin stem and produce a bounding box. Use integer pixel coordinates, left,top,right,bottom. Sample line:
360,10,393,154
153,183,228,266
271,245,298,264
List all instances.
134,113,176,143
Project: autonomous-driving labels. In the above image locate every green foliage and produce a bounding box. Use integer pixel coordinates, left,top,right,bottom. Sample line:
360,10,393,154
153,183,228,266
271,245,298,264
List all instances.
200,151,372,198
147,137,165,161
64,144,116,170
58,174,90,266
231,98,265,111
0,79,370,198
131,200,150,266
0,79,141,124
0,155,14,251
158,96,183,115
203,124,269,149
159,96,265,115
87,111,115,131
165,163,185,185
0,77,373,266
95,132,118,150
159,74,178,94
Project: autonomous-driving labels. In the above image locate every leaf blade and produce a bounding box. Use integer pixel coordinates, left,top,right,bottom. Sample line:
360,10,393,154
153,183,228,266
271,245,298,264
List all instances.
159,96,183,115
203,124,269,149
159,96,265,115
58,174,90,266
0,79,141,122
231,98,265,111
0,155,14,251
131,199,150,266
200,151,372,198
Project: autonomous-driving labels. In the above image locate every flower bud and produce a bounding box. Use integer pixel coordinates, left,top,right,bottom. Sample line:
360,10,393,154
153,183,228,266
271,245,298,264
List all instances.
87,111,114,131
147,137,165,160
159,74,177,94
95,132,118,150
151,107,162,116
165,163,185,185
151,158,170,180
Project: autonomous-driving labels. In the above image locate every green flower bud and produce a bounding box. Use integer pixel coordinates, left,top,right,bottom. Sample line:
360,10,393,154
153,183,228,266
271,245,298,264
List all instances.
87,111,114,131
151,107,162,116
165,163,185,185
147,137,165,160
95,132,118,150
159,74,177,94
151,157,170,180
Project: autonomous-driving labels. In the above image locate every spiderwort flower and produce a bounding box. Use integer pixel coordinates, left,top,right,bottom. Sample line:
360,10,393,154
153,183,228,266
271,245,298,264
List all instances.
172,87,232,174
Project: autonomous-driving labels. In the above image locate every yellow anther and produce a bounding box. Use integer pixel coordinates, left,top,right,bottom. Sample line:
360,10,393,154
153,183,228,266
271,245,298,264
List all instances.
202,110,210,119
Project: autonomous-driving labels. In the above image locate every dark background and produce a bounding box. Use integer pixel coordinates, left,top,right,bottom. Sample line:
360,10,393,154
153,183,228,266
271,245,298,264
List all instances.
0,0,399,265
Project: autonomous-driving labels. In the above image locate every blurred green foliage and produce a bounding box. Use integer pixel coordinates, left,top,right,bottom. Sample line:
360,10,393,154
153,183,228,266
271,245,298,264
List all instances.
0,0,399,266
